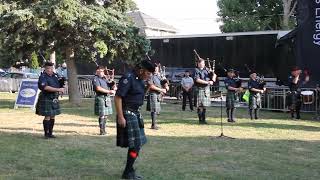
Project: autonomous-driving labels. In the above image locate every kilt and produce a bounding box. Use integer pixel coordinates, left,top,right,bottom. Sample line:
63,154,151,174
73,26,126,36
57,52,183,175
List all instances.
286,92,302,110
36,92,61,116
196,86,211,107
226,91,236,109
116,110,147,149
146,93,161,112
94,95,113,116
249,93,261,109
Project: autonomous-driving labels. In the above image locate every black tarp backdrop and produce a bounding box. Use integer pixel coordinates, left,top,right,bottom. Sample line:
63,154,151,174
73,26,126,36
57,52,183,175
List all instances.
149,32,295,81
295,0,320,86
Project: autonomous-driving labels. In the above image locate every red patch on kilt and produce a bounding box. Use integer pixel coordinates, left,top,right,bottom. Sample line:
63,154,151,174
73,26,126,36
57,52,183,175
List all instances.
129,150,138,158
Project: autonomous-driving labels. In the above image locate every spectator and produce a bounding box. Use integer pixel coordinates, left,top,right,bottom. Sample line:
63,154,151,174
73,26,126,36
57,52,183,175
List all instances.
181,70,194,111
57,62,68,79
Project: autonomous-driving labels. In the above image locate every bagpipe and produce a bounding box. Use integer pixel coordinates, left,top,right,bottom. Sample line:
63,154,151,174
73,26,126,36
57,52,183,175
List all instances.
58,76,66,88
234,70,242,88
257,75,266,89
193,49,216,81
104,67,116,87
92,60,116,87
146,54,169,90
158,63,170,90
244,64,266,90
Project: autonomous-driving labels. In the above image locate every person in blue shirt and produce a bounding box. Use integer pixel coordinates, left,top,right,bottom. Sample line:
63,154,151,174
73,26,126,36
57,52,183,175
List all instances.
194,58,217,124
92,65,116,135
146,65,167,130
36,62,65,139
115,59,155,180
248,71,266,120
224,69,241,122
56,62,68,80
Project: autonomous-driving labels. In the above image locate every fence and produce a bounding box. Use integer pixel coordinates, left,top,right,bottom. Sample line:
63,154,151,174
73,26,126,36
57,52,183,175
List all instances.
0,78,21,93
1,77,319,113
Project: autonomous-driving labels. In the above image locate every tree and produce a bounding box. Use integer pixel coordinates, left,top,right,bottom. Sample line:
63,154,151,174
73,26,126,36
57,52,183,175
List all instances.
30,51,39,69
217,0,297,32
0,0,150,106
282,0,297,29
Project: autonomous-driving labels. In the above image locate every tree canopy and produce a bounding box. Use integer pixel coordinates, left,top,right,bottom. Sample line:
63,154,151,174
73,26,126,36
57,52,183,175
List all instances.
0,0,150,105
217,0,297,32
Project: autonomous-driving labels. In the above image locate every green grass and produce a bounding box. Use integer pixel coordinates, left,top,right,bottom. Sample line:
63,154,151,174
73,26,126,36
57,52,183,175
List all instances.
0,93,320,180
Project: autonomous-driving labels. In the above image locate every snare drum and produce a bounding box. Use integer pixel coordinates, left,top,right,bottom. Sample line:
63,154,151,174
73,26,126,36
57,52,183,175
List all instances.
301,91,314,104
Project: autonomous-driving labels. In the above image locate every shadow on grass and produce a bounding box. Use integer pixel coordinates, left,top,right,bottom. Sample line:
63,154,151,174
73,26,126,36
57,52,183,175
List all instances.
0,99,15,109
0,127,78,134
0,131,319,180
209,122,320,132
153,117,320,132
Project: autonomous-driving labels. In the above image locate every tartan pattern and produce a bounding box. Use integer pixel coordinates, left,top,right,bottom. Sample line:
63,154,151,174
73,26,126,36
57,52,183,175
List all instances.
146,93,161,112
116,111,147,149
287,92,302,110
36,92,61,116
94,95,113,116
226,91,236,108
249,93,262,109
196,87,211,107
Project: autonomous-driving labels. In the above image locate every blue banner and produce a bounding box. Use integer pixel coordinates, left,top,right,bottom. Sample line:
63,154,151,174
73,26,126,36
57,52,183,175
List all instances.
15,80,39,109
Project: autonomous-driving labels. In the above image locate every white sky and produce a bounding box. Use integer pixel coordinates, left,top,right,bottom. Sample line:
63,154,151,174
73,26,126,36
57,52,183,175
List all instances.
133,0,221,35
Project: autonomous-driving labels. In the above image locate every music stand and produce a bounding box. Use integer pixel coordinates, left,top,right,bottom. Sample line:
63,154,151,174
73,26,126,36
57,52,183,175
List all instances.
213,91,235,139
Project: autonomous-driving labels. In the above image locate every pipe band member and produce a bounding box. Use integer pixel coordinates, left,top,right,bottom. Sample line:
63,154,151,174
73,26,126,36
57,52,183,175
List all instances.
36,62,65,139
224,69,241,123
194,58,216,124
93,65,116,135
115,60,155,179
248,71,265,120
146,65,167,130
287,66,309,119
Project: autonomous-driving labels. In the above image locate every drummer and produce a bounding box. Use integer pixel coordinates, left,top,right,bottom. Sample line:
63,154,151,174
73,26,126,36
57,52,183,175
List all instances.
287,66,309,119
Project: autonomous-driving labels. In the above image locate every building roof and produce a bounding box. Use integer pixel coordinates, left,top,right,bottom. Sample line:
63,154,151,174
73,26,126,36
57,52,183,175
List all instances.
147,30,291,39
127,11,178,33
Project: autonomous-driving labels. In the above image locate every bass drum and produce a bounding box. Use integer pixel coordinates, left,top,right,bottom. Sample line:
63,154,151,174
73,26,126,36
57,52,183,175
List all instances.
301,91,314,105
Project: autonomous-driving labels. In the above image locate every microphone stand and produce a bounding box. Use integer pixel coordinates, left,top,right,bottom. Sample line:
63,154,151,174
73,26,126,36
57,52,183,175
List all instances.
213,91,235,139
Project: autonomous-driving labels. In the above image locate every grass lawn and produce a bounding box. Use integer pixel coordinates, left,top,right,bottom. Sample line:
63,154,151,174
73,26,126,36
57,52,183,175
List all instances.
0,93,320,180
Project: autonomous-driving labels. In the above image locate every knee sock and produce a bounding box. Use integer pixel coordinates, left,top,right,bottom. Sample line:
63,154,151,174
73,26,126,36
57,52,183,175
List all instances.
49,119,55,136
124,148,140,173
254,109,259,119
151,112,156,126
43,119,50,136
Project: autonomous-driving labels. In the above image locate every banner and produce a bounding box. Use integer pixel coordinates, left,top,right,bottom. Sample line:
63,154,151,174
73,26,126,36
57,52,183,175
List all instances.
14,79,39,110
296,0,320,84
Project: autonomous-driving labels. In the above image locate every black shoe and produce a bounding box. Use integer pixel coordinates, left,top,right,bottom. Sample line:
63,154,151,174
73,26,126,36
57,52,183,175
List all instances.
48,134,56,138
227,119,232,122
122,170,143,179
199,121,208,125
99,128,106,135
151,125,159,130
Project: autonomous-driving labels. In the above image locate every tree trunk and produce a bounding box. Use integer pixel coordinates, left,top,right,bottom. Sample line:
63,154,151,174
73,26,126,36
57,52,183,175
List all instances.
65,47,81,106
282,0,297,30
50,51,56,71
282,0,290,29
50,51,56,65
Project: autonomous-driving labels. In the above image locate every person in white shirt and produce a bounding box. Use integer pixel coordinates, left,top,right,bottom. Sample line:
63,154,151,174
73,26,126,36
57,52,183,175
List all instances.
181,70,194,111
